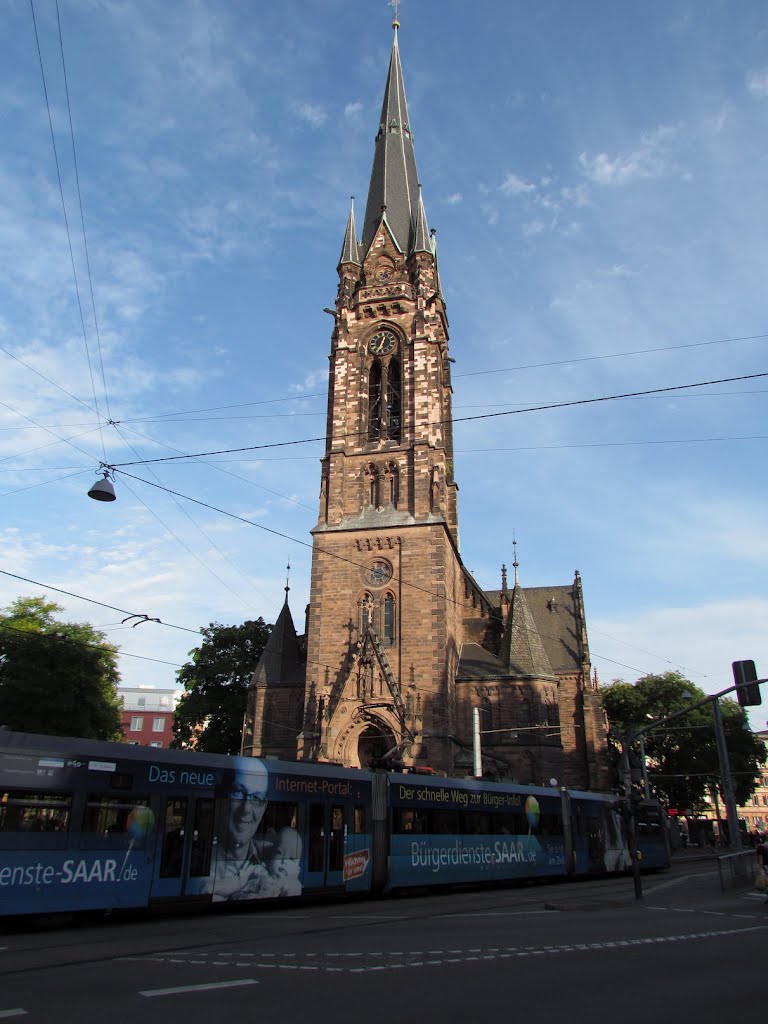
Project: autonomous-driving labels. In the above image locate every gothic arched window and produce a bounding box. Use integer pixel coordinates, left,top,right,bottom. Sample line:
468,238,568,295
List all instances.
387,358,401,441
383,593,396,645
368,362,382,441
383,461,399,506
360,593,373,634
364,463,379,507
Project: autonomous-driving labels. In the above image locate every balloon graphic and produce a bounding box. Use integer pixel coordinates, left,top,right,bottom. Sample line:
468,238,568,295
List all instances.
525,796,540,830
127,805,155,840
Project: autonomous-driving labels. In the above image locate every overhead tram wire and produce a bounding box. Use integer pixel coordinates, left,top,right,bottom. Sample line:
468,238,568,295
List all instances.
453,330,768,379
107,370,768,470
115,471,265,613
0,569,201,636
6,328,749,433
29,0,107,464
55,0,113,429
113,420,318,512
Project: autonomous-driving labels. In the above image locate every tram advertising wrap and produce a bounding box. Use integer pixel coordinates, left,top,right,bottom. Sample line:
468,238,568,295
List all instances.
0,730,669,920
388,777,566,887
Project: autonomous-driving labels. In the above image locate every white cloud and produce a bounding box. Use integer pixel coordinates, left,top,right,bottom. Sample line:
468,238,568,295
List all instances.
499,173,535,196
445,193,463,205
293,102,328,128
579,124,678,186
344,101,363,117
746,68,768,98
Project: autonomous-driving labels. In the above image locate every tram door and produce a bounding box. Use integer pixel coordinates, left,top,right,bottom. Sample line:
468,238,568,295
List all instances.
151,795,216,899
303,802,346,889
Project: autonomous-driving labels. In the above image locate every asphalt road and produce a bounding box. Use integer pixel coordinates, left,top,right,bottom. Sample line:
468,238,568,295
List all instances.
1,856,764,1023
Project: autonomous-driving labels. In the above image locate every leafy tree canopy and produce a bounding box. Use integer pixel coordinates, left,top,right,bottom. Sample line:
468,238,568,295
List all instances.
602,671,766,811
172,617,271,754
0,595,123,741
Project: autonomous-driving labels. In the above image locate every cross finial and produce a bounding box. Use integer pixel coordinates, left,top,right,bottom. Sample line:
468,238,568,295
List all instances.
285,560,291,598
389,0,401,29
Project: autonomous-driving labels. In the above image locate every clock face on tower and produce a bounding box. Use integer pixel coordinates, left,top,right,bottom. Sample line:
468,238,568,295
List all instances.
369,330,397,356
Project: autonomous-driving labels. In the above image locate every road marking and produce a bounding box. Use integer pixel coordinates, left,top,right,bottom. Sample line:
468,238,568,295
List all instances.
126,924,768,977
0,1012,27,1019
140,980,259,998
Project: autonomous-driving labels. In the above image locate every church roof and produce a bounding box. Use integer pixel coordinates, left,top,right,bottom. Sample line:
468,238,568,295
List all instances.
361,25,426,257
484,583,585,676
250,595,305,688
501,583,556,679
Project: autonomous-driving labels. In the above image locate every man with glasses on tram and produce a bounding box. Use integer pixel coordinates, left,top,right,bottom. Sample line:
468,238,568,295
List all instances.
205,760,302,902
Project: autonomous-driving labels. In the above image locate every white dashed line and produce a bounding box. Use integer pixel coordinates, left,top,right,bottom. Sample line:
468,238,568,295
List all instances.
140,980,259,998
122,923,768,978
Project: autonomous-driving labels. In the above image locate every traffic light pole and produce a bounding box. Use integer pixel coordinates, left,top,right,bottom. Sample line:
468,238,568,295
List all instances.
620,670,766,854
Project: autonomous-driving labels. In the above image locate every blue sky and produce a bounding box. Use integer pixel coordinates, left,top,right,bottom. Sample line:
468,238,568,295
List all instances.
2,1,767,727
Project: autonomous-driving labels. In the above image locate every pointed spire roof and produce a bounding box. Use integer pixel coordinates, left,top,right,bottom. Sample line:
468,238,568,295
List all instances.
338,197,361,267
361,24,424,256
501,561,556,679
411,184,431,255
250,591,304,688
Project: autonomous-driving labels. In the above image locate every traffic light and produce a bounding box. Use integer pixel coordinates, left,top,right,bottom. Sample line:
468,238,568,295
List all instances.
732,659,762,707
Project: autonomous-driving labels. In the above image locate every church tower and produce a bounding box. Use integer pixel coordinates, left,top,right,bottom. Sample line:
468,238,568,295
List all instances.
247,16,613,791
297,17,479,771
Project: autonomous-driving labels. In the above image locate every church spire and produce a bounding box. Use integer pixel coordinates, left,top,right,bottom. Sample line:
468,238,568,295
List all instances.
338,197,361,267
361,20,423,256
411,184,431,255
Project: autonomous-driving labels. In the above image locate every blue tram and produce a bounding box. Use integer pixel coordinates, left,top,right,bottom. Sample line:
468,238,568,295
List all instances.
0,729,669,918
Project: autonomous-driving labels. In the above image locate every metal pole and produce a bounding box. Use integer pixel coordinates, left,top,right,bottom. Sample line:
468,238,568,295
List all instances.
711,698,742,850
639,733,650,800
620,734,632,795
472,706,482,778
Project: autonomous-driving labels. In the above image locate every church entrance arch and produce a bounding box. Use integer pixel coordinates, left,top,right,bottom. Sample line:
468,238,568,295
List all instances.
357,723,396,769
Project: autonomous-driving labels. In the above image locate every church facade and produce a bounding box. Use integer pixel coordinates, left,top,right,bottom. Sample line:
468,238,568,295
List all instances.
242,21,613,792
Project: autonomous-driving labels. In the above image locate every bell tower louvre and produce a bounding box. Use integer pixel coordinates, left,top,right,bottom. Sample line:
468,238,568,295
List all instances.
243,17,612,791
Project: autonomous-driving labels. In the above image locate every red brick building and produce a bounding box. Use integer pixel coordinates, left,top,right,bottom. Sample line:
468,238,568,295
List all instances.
119,686,179,749
243,20,612,791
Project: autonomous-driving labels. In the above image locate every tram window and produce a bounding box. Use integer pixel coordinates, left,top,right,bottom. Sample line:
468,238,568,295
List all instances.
0,791,71,832
329,805,344,872
256,802,299,835
189,798,216,878
393,808,428,833
493,812,523,835
353,805,366,833
464,811,490,835
83,795,150,836
538,814,563,836
431,809,460,834
160,798,187,878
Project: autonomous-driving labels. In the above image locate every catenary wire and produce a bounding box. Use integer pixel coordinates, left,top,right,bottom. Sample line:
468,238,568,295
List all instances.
107,371,768,468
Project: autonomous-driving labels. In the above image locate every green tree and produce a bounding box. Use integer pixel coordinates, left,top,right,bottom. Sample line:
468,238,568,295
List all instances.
603,671,766,811
172,618,271,754
0,596,123,740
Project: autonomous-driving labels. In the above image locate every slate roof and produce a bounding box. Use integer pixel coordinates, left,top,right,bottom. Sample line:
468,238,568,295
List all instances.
361,26,426,257
485,583,585,676
501,584,556,678
250,596,305,689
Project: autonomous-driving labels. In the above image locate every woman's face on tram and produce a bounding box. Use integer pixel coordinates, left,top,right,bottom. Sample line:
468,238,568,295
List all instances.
226,770,268,850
